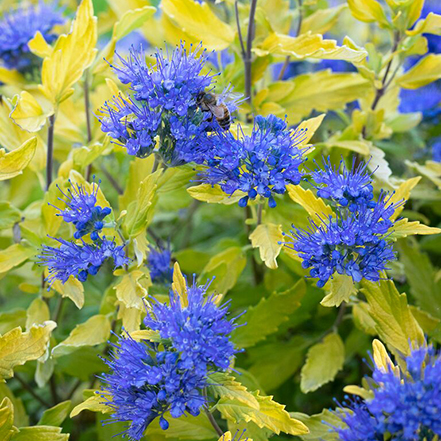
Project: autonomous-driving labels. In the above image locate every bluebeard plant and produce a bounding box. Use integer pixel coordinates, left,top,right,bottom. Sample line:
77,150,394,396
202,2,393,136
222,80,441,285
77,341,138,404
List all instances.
334,346,441,441
147,245,173,284
284,159,401,287
100,278,239,439
39,236,128,286
0,1,64,72
201,114,306,208
98,43,240,164
51,180,111,240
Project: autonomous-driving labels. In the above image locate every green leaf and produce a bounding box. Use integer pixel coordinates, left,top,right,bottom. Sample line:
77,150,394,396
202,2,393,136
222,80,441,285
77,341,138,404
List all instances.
0,202,21,230
38,401,71,427
0,311,26,336
11,426,69,441
0,398,18,441
300,333,345,393
231,279,305,348
187,184,246,205
290,410,342,440
398,54,441,89
216,390,309,436
0,138,37,181
52,315,111,358
361,279,425,355
321,274,357,307
206,372,259,408
0,244,35,274
0,322,57,379
161,0,234,50
249,223,284,269
70,392,110,418
124,171,160,238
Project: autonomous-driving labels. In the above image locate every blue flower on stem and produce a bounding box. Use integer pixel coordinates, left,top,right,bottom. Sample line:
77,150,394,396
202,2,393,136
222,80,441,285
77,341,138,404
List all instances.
100,278,239,439
201,114,307,208
51,180,111,240
147,245,173,284
333,346,441,440
0,1,64,72
39,236,128,287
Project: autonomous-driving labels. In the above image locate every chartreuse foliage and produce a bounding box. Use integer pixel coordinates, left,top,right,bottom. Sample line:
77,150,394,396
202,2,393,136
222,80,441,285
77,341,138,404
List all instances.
0,0,441,440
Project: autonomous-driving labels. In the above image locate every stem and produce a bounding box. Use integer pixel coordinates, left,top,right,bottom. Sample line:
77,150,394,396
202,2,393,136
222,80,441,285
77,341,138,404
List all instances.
53,296,64,323
203,389,223,437
84,70,93,181
244,0,258,106
256,204,263,225
46,114,56,191
14,373,52,408
152,153,160,173
245,206,264,285
100,164,123,195
235,1,246,59
277,0,303,81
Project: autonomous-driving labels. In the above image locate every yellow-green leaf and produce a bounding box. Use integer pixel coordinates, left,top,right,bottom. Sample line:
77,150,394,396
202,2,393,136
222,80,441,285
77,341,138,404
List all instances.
38,401,71,427
361,279,425,355
300,5,346,35
172,262,188,307
249,223,283,270
0,322,57,379
0,398,18,441
40,0,98,104
321,274,357,307
10,93,51,132
256,32,367,63
11,426,69,441
397,54,441,89
300,333,345,393
295,114,326,145
286,185,333,220
408,12,441,36
0,244,35,274
52,277,85,309
390,218,441,239
388,176,420,220
347,0,389,27
372,339,397,373
52,315,111,358
161,0,234,50
0,138,37,181
26,298,50,330
114,270,148,310
187,184,246,205
70,392,110,418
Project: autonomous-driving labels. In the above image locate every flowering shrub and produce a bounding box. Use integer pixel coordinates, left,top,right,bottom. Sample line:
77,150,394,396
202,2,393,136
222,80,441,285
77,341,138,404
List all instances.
0,0,441,441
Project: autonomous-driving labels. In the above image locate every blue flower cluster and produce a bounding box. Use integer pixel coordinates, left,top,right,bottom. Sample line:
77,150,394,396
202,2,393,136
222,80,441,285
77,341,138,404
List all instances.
147,245,173,284
98,43,240,163
39,181,128,286
334,346,441,441
201,114,306,208
0,2,64,72
101,279,238,439
284,160,401,287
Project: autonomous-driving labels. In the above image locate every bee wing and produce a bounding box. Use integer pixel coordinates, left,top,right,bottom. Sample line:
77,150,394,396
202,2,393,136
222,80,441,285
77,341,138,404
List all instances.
207,103,227,119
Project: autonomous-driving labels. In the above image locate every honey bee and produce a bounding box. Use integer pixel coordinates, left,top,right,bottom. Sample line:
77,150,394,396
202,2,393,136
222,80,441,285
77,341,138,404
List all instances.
197,90,240,130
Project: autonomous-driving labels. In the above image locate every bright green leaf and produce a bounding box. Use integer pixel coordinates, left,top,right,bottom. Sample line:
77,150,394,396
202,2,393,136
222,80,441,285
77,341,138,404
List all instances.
38,401,71,427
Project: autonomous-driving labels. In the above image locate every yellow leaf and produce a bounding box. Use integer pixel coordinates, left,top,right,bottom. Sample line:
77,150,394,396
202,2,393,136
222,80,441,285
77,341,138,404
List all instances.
40,0,98,105
0,68,25,87
0,397,18,441
301,333,345,393
11,426,68,441
300,5,346,35
10,92,50,133
255,32,367,63
0,244,35,274
390,218,441,239
130,329,161,342
388,176,420,220
161,0,235,50
26,298,50,330
361,279,425,355
286,185,333,220
249,223,283,270
70,392,110,418
0,322,57,379
397,54,441,89
42,177,65,237
347,0,389,27
172,262,188,307
52,277,85,309
372,339,398,374
408,12,441,36
52,315,111,358
114,270,148,310
343,385,374,400
295,114,326,146
188,184,246,205
28,31,53,58
0,137,37,181
321,274,357,307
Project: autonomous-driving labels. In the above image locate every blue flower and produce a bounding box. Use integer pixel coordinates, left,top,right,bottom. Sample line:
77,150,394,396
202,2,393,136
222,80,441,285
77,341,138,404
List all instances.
334,346,441,440
432,138,441,162
147,245,173,284
51,180,111,240
399,81,441,118
0,1,64,72
311,158,375,212
101,333,207,440
39,236,128,287
144,278,238,377
201,114,307,208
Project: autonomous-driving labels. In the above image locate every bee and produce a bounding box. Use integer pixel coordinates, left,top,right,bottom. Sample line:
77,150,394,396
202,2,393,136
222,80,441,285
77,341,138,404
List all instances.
197,90,239,131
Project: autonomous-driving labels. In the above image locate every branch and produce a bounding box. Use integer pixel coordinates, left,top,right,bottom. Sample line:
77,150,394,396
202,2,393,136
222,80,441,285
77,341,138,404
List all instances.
14,373,52,408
